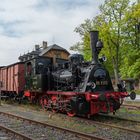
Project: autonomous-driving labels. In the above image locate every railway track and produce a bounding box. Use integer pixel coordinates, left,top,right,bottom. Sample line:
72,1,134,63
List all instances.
44,111,140,139
0,111,105,140
98,113,140,123
90,116,140,134
69,114,140,136
42,108,140,132
0,125,33,140
60,112,140,137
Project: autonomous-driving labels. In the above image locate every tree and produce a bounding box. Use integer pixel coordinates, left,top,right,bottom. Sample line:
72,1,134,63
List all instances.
120,2,140,78
72,0,130,84
71,0,140,84
70,19,95,60
94,0,131,84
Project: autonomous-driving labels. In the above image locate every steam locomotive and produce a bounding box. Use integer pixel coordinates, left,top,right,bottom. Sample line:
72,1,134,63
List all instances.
0,31,136,117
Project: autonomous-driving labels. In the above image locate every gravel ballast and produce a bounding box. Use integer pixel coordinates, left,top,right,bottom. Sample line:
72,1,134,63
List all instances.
0,103,140,140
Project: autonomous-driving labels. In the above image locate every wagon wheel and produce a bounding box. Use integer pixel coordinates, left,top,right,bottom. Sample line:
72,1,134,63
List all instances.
51,96,59,113
66,102,76,117
40,96,48,110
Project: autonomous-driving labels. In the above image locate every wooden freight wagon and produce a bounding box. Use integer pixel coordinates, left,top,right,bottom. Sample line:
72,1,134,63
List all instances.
0,67,8,92
0,62,25,97
0,66,4,88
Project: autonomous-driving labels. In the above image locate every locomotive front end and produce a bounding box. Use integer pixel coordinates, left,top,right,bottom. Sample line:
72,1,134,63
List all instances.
83,31,136,115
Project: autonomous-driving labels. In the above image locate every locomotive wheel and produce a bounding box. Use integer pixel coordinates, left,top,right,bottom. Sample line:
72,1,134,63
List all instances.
67,111,76,117
51,96,58,113
66,102,76,117
40,96,48,110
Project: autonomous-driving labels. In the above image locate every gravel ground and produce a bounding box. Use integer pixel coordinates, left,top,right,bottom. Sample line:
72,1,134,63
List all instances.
0,129,21,140
0,103,140,140
0,113,82,140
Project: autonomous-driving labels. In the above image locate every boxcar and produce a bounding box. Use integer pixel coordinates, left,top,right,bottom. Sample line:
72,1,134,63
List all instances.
0,67,7,91
0,66,4,87
0,62,25,97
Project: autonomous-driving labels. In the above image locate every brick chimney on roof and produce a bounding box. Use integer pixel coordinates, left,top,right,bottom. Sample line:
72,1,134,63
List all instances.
42,41,47,49
35,44,40,51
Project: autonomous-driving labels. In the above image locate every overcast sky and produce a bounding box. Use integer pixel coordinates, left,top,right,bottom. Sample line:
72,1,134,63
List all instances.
0,0,105,65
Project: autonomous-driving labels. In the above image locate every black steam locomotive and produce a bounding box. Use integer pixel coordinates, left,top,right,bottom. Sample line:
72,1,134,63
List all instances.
23,31,135,116
0,31,135,117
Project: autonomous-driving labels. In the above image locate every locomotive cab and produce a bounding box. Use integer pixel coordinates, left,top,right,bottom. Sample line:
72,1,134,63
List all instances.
25,56,52,93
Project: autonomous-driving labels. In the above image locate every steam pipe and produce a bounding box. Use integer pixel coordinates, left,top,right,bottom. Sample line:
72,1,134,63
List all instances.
90,31,99,64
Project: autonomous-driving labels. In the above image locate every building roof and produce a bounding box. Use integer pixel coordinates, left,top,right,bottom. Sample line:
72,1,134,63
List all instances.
18,50,41,60
40,44,70,56
18,43,70,62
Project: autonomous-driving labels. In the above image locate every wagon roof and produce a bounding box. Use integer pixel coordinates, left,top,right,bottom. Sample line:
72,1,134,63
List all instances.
1,62,24,69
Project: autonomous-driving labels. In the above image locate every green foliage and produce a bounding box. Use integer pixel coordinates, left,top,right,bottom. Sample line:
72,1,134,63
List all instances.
72,0,140,80
70,42,83,53
70,19,95,61
120,3,140,78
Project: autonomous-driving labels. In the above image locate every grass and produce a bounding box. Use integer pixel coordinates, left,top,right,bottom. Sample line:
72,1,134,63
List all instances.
2,100,41,111
116,107,140,121
119,107,140,114
44,113,97,133
124,101,140,106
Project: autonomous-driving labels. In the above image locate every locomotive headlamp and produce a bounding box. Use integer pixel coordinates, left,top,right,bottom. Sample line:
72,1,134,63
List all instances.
87,82,96,89
102,55,107,62
99,55,107,63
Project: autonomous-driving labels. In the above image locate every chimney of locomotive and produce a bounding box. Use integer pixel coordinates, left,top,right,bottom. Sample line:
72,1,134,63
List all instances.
90,31,99,64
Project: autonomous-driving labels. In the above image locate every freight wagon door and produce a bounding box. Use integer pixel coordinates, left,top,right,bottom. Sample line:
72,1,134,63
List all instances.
18,64,25,94
1,68,8,91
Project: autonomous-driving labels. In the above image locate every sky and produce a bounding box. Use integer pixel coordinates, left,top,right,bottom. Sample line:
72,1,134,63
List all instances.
0,0,105,65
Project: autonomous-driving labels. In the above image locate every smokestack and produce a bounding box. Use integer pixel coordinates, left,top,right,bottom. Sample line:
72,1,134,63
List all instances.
90,31,99,64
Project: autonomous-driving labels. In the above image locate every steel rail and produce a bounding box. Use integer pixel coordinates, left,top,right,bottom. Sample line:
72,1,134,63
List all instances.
0,111,105,140
40,109,140,134
90,120,140,134
74,116,140,135
99,113,140,123
0,125,33,140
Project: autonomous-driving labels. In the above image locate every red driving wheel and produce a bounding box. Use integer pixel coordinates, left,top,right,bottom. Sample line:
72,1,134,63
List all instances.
40,96,48,110
67,111,76,117
66,102,76,117
51,96,58,113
